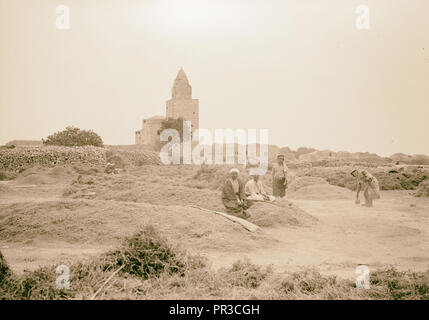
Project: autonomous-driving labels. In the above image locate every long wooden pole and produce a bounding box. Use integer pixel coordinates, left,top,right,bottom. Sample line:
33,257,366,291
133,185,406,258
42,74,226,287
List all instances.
188,205,261,233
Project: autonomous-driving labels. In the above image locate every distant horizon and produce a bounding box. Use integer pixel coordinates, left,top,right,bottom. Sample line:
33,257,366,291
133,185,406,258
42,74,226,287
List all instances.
3,136,429,159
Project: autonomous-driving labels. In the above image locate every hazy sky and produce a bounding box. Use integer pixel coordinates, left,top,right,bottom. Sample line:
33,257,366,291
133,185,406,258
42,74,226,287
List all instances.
1,0,428,156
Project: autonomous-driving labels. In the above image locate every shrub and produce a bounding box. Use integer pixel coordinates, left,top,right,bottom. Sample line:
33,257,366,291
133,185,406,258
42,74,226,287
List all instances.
102,226,203,279
414,180,429,197
293,270,337,294
368,268,429,299
160,117,189,141
0,171,8,181
0,250,18,300
43,126,103,147
305,166,429,191
154,117,190,151
0,251,11,285
225,259,271,289
0,227,206,299
15,267,64,300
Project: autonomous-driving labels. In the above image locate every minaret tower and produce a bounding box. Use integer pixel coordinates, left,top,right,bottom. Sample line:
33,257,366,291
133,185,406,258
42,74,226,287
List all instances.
166,68,199,135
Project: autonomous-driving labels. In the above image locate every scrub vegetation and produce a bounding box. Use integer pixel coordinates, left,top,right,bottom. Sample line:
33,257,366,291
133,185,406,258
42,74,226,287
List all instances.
1,228,428,300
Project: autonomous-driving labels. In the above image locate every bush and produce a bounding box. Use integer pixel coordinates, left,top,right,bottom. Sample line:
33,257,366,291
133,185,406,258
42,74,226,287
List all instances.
225,259,271,289
102,226,204,279
0,170,16,181
374,167,428,191
0,171,8,181
43,126,103,147
414,180,429,197
368,268,429,299
2,245,429,299
154,117,190,151
0,227,206,299
15,267,64,300
0,250,18,300
0,251,11,285
305,166,429,191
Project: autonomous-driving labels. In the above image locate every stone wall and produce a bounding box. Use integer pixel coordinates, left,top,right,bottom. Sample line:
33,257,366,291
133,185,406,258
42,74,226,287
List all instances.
0,146,106,172
136,116,165,146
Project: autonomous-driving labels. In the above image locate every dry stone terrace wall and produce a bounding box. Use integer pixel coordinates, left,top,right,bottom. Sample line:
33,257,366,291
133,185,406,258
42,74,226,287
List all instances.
0,146,107,172
0,145,162,172
106,149,161,167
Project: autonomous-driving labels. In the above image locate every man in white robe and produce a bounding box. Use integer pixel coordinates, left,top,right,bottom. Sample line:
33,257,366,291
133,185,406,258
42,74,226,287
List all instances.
245,175,275,203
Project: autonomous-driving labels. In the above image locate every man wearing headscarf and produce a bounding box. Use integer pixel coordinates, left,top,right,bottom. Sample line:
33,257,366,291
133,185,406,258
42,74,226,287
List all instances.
222,168,250,218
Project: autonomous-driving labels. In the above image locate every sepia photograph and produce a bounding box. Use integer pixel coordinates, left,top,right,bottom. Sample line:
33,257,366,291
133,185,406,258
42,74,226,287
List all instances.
0,0,428,308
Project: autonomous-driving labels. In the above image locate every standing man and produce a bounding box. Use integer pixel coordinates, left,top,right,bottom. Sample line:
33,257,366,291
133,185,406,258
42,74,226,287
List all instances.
222,168,250,219
272,154,288,198
351,169,364,204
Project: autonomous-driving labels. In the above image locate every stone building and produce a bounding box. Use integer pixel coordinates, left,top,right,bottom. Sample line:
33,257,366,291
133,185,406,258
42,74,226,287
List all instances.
135,68,199,146
135,115,165,146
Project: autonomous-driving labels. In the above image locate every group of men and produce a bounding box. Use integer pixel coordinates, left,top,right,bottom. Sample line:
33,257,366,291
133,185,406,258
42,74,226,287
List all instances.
221,154,288,218
220,153,382,219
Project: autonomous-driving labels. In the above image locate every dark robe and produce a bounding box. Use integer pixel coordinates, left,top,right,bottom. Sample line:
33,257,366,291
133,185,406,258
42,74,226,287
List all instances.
272,177,286,198
272,162,287,198
221,178,249,215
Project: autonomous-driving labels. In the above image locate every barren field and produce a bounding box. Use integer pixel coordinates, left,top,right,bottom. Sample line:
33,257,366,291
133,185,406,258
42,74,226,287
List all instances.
1,165,428,274
1,160,429,299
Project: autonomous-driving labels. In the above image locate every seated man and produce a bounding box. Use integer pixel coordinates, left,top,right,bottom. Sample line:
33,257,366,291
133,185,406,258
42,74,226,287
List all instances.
245,175,275,203
221,168,250,219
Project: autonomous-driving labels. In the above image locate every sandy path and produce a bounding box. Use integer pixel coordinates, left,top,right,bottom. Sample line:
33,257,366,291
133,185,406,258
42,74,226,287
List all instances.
206,191,429,279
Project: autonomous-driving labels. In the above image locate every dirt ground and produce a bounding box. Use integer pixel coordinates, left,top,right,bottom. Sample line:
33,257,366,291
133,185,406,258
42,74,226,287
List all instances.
223,189,429,278
1,165,428,281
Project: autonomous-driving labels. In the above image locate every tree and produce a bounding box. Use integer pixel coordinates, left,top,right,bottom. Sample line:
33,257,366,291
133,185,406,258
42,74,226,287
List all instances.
154,117,191,151
42,126,104,147
158,117,191,141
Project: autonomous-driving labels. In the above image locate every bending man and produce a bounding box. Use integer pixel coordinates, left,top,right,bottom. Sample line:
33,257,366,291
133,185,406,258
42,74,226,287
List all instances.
351,169,380,207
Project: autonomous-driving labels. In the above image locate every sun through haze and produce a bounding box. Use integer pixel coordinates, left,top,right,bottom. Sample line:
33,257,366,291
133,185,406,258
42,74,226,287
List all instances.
0,0,428,156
